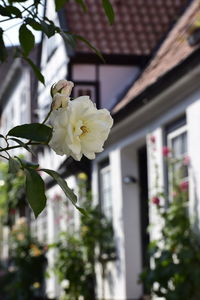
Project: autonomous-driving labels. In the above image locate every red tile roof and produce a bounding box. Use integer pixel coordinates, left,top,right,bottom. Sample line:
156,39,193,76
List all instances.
65,0,189,56
112,0,200,114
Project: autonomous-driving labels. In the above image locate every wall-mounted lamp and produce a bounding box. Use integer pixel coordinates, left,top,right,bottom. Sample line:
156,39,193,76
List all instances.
187,27,200,47
123,176,137,184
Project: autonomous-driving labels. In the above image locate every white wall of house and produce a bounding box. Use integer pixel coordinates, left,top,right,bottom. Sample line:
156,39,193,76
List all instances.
0,64,32,261
0,67,31,157
35,1,73,297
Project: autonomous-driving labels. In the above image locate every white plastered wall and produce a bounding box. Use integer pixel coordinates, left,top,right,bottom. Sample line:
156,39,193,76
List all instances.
93,148,127,300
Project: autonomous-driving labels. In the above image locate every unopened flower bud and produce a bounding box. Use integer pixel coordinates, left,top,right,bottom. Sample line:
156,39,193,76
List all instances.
61,81,74,96
51,80,74,97
51,93,69,110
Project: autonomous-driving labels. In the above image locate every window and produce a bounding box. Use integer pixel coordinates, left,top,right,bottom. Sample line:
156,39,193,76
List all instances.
72,82,99,107
165,117,188,200
99,160,112,220
167,124,188,182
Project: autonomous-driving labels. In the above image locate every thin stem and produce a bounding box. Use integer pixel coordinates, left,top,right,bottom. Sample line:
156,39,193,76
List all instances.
0,17,15,24
0,154,9,160
42,109,52,124
19,3,41,23
0,142,41,153
4,20,23,32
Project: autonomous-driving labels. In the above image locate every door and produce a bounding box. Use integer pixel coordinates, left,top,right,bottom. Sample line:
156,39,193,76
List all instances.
138,146,150,273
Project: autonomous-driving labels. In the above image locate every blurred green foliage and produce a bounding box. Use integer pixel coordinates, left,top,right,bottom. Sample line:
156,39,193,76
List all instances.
52,180,116,300
0,218,47,300
0,160,25,224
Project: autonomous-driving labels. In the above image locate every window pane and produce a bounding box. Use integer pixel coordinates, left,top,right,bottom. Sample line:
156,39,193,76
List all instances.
168,127,188,185
171,131,187,158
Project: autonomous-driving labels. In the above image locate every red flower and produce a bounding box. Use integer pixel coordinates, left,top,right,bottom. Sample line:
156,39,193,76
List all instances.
180,181,189,191
150,135,156,144
152,196,160,205
162,146,171,157
10,209,16,215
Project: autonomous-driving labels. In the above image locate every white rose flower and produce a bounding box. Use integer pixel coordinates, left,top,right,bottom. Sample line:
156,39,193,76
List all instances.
49,96,113,161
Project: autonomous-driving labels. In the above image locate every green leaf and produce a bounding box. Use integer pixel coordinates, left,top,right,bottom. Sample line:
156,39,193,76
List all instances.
102,0,115,25
54,0,69,11
60,31,77,49
25,18,42,31
75,0,87,12
0,28,8,62
19,24,35,56
25,168,46,218
41,169,77,205
74,34,105,62
16,157,39,169
24,57,45,84
9,137,35,155
7,123,52,143
40,21,56,38
41,169,87,215
0,5,22,17
76,206,88,216
8,157,20,174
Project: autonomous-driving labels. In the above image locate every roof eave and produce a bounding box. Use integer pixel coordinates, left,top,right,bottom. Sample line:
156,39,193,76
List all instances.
112,46,200,123
70,53,150,67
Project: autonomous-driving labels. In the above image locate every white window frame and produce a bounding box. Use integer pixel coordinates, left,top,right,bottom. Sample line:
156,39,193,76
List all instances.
167,124,187,159
99,162,113,221
167,124,188,199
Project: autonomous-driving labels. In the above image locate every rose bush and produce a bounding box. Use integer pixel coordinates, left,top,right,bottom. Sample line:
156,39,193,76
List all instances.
0,80,113,217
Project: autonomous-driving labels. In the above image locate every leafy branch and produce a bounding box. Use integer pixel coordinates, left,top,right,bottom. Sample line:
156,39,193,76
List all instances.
0,0,115,83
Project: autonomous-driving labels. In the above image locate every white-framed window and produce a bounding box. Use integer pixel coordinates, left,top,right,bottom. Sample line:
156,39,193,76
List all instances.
167,124,188,182
72,82,98,106
99,160,112,220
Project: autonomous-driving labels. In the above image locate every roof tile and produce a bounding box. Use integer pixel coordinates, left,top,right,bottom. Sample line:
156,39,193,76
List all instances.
65,0,188,55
